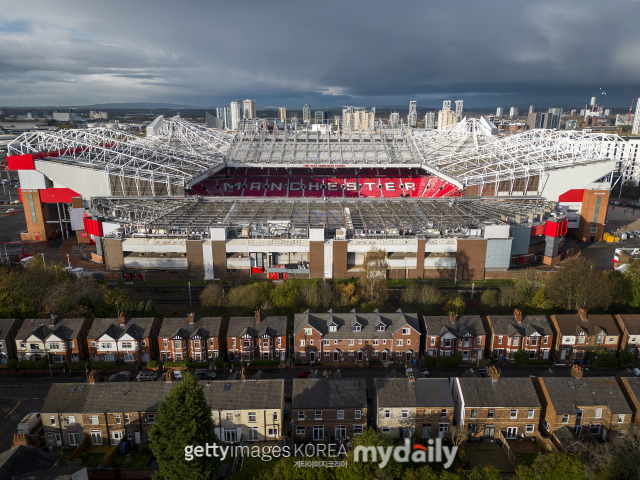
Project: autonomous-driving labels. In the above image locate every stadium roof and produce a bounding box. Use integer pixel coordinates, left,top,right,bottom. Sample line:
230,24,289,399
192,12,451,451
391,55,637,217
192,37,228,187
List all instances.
89,196,550,239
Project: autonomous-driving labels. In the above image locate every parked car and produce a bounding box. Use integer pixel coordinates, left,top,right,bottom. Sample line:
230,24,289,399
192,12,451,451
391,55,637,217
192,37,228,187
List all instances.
634,230,640,237
477,367,488,377
136,372,157,381
298,371,312,378
634,368,640,377
172,370,183,381
194,369,216,380
420,369,430,377
5,208,14,214
118,371,132,380
626,232,635,239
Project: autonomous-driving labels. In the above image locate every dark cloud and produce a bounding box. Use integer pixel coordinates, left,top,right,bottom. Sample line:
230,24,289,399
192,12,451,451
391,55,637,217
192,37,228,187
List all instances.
0,0,638,108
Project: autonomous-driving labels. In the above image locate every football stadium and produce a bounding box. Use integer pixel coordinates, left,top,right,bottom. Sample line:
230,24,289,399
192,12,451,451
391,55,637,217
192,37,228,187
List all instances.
6,115,627,280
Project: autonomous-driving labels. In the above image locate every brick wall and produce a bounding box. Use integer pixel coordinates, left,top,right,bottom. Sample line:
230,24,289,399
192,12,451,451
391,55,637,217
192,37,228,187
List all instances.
456,239,487,280
83,411,155,446
293,407,367,440
415,405,454,439
464,406,541,438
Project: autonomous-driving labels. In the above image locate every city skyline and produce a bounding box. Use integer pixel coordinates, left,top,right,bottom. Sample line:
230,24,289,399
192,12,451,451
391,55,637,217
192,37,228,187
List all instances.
0,1,639,108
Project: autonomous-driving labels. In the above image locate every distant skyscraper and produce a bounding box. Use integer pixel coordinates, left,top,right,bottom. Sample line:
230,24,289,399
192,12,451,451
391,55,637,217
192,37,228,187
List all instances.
390,112,400,127
547,108,562,128
278,107,286,123
303,104,311,124
230,100,242,130
425,112,435,129
343,108,374,132
632,99,640,135
604,109,611,117
438,102,457,130
510,106,519,118
570,109,577,116
455,100,463,120
496,107,504,117
529,105,535,114
408,101,417,128
243,99,256,120
314,111,328,124
216,107,230,129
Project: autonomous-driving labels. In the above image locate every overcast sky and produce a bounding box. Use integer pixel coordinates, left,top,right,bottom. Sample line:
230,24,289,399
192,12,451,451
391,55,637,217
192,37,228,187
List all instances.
1,0,640,109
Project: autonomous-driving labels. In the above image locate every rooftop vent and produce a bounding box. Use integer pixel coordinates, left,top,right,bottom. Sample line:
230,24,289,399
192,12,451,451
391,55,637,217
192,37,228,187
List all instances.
569,381,574,388
224,383,231,391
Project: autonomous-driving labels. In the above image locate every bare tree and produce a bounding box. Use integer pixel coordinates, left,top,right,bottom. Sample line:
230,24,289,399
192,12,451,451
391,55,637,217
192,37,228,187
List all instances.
358,248,388,305
449,424,467,447
545,257,611,311
200,284,224,308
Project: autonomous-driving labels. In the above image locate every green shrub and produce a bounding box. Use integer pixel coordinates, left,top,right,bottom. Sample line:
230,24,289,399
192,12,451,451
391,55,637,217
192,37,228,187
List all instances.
619,349,634,366
18,355,50,370
514,349,527,366
435,353,462,368
164,361,187,368
146,360,158,368
423,355,433,368
213,356,224,368
6,359,17,371
90,361,116,371
51,363,65,370
231,359,280,367
595,352,618,369
186,361,210,368
67,361,89,371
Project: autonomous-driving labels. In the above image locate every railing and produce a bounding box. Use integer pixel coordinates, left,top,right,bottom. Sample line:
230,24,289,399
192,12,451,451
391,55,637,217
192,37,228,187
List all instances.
496,429,519,468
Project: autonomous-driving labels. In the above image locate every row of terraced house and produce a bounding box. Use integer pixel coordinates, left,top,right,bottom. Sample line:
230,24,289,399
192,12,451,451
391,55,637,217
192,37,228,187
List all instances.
3,308,640,367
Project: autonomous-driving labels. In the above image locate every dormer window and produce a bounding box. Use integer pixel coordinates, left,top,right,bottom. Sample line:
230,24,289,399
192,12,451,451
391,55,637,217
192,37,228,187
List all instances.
596,335,604,344
577,335,585,344
377,325,385,331
329,326,337,332
353,325,361,332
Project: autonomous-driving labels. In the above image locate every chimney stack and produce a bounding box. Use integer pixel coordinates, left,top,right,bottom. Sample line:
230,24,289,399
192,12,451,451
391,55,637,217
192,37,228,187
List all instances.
119,311,126,325
166,370,173,383
255,309,261,324
326,371,332,382
88,370,99,384
578,308,588,322
514,309,523,323
241,366,247,381
571,364,583,379
488,366,500,382
188,313,195,325
50,314,58,326
449,312,457,323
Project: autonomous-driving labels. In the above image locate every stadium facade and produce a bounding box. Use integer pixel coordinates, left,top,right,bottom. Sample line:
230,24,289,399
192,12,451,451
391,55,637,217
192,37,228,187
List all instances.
6,115,627,280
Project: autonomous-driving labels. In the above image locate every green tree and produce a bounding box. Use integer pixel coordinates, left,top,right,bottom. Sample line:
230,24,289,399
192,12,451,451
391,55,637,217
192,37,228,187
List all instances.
336,282,359,307
200,284,224,308
357,249,388,306
515,453,587,480
480,290,498,307
619,349,634,365
150,372,219,480
607,270,631,307
224,282,274,314
499,285,521,308
103,287,131,309
143,300,158,317
623,259,640,308
401,284,443,314
335,428,401,480
443,293,466,316
545,257,611,311
270,280,300,316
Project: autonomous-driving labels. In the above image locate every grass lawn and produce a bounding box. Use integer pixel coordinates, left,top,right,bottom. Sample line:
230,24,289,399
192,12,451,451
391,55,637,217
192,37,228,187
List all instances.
111,445,152,468
80,452,107,467
232,455,278,480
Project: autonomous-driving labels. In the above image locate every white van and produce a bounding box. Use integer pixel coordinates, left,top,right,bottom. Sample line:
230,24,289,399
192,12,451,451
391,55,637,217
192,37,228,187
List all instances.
634,230,640,237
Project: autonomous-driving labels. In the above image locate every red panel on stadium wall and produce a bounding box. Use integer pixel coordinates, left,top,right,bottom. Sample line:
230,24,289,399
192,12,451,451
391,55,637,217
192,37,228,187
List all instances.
83,218,103,237
544,219,568,237
530,225,545,236
38,188,80,203
6,154,35,170
558,189,585,203
17,188,22,203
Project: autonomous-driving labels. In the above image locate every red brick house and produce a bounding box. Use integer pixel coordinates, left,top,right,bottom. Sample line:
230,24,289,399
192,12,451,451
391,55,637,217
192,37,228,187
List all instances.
549,310,621,362
614,314,640,360
485,310,553,362
422,313,485,362
293,309,421,365
616,375,640,427
158,313,224,363
293,375,367,442
87,313,160,365
15,316,90,365
227,310,287,362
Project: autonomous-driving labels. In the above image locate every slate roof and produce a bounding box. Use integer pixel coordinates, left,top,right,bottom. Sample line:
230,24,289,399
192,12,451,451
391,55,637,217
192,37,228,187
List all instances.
487,314,552,337
553,426,584,449
88,317,157,340
422,315,486,338
82,382,175,413
541,377,632,414
293,378,366,409
0,445,57,480
551,314,620,338
14,466,87,480
375,378,417,408
202,379,283,410
294,309,420,340
619,376,640,401
0,318,20,341
616,314,640,335
457,378,541,408
415,379,455,408
15,318,86,342
159,316,222,339
42,383,90,414
227,316,287,338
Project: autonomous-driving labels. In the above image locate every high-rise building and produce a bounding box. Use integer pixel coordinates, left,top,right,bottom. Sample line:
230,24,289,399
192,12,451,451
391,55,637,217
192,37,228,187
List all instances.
303,104,311,124
314,111,328,124
509,106,519,118
278,107,287,123
333,115,341,126
230,100,242,130
425,112,435,129
604,109,611,117
528,112,558,130
438,102,457,130
243,99,256,120
529,105,535,114
455,100,463,120
546,108,562,129
570,109,577,116
496,107,504,117
389,112,400,127
408,101,417,128
343,108,375,132
216,107,231,129
633,100,640,135
616,114,635,126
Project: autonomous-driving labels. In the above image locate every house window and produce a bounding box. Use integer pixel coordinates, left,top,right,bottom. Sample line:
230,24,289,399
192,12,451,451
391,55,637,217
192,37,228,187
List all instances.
121,342,133,349
430,337,436,346
349,340,354,346
226,413,233,421
595,409,602,419
488,409,495,419
296,426,305,435
468,424,477,434
618,414,625,423
337,411,344,420
50,416,56,426
562,415,569,423
353,325,361,332
273,412,278,421
530,337,538,346
248,412,256,423
471,409,477,419
300,340,306,346
164,339,168,348
477,336,482,344
510,410,518,419
526,425,535,433
402,328,410,335
401,410,409,419
309,340,314,345
67,416,75,425
315,411,322,420
381,427,390,433
377,325,385,331
444,339,451,347
441,409,447,418
424,409,431,417
89,416,99,425
528,410,534,419
355,410,361,420
248,427,259,441
30,343,38,350
116,415,121,424
397,340,402,346
384,410,390,419
354,425,363,435
298,411,305,420
122,353,135,362
101,343,112,349
323,340,329,346
329,326,337,332
373,340,379,345
125,414,130,424
69,432,79,446
373,350,378,356
141,340,146,346
148,414,155,424
304,328,312,335
91,341,96,347
407,340,411,345
590,424,601,434
511,337,519,347
69,341,74,348
19,342,24,348
349,351,355,356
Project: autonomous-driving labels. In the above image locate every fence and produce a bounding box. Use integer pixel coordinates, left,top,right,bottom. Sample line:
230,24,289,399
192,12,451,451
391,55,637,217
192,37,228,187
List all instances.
496,429,519,468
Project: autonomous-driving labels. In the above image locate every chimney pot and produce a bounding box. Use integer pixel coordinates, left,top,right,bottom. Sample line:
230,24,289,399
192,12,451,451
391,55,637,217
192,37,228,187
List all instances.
188,313,195,324
88,370,99,384
50,314,58,325
571,364,583,379
119,312,126,325
241,366,247,381
488,365,500,382
326,371,331,382
166,370,173,382
449,312,456,323
255,309,261,324
578,308,588,321
514,309,523,323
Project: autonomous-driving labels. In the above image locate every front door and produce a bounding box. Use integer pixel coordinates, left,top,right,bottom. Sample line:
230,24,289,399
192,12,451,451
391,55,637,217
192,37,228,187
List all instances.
333,351,339,362
91,431,102,445
134,431,141,444
335,426,346,442
280,350,285,361
382,351,388,362
358,351,363,362
422,425,431,439
310,351,315,362
406,352,412,362
161,353,167,362
506,427,518,439
543,349,549,359
55,433,62,446
484,425,495,438
439,424,448,438
561,348,569,360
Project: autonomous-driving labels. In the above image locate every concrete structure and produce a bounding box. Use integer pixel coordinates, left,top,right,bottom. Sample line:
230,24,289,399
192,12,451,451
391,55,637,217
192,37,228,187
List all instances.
529,105,535,114
438,101,457,131
408,101,417,128
230,100,242,130
278,107,286,123
242,100,256,120
314,111,327,125
455,100,463,120
633,99,640,135
510,107,519,118
216,107,231,130
343,108,374,132
424,112,435,129
390,112,400,127
616,114,634,126
496,107,503,117
52,112,81,122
